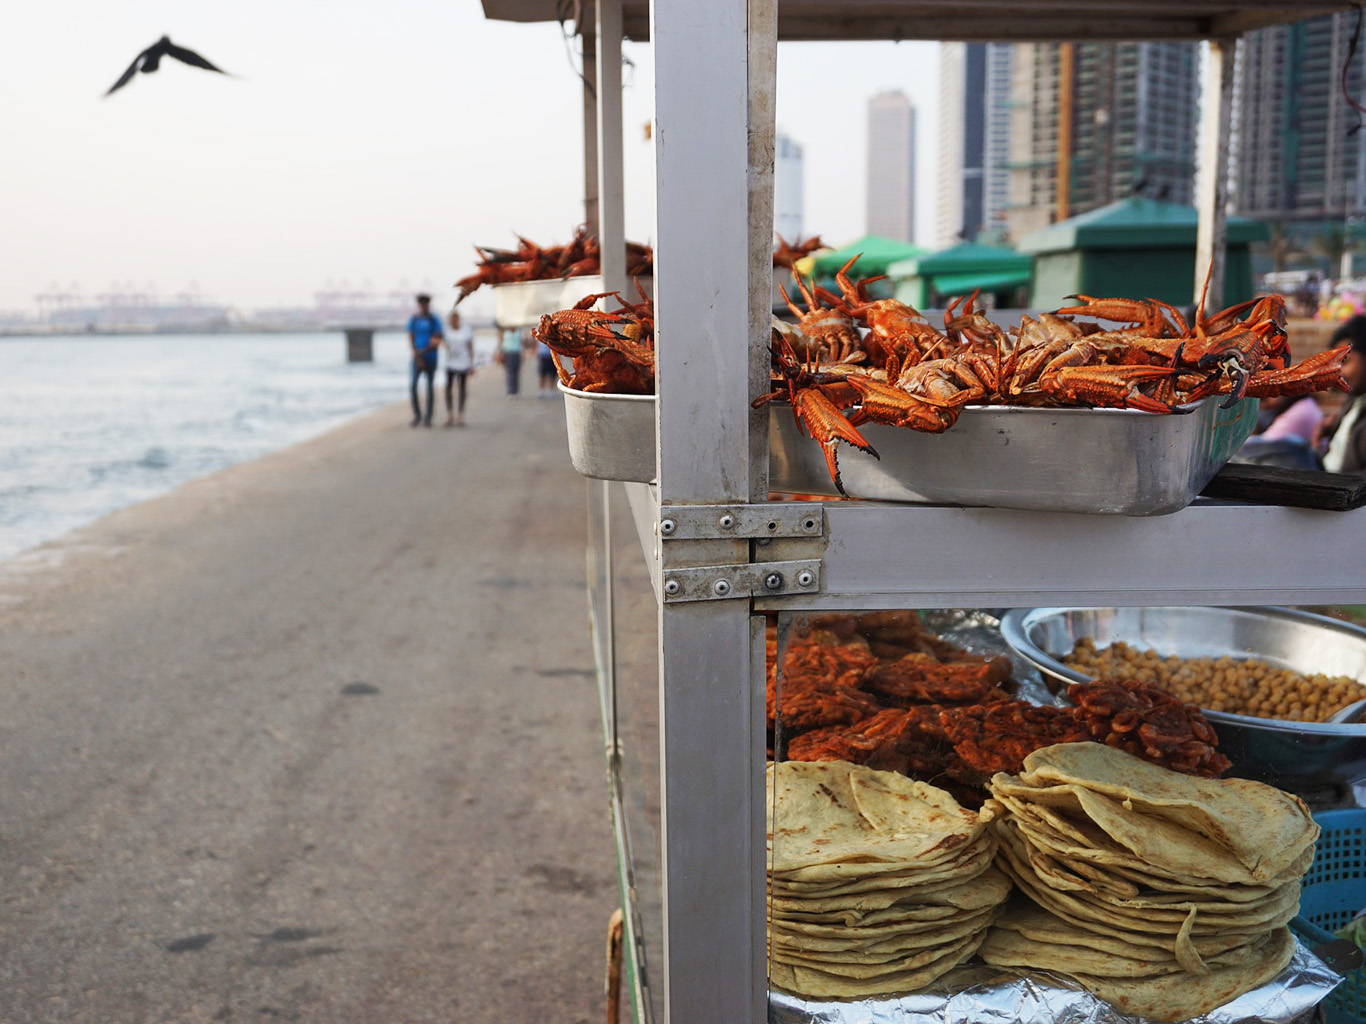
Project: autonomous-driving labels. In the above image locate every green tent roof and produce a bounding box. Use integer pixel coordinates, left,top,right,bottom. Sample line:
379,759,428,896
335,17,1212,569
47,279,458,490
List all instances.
809,234,928,278
1017,197,1269,254
884,241,1033,300
886,240,1032,278
923,268,1032,298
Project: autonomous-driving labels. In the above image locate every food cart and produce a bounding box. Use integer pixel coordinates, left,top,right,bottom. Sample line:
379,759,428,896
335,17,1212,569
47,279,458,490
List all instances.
478,3,1363,1022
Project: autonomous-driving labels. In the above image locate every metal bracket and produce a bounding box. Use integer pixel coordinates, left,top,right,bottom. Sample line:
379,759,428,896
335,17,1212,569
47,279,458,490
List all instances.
656,504,823,542
661,559,821,602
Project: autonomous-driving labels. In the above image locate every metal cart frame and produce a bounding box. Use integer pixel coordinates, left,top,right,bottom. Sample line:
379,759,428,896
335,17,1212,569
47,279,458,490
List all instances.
483,3,1362,1020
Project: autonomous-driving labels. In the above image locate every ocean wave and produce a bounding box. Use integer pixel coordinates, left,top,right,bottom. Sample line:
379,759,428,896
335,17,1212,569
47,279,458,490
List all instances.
0,331,412,562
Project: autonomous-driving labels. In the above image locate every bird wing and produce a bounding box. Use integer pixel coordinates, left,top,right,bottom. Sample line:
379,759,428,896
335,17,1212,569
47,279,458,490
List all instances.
104,49,148,96
163,40,228,74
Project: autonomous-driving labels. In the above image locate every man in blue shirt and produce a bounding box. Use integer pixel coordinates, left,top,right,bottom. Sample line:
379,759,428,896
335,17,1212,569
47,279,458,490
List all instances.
408,293,444,427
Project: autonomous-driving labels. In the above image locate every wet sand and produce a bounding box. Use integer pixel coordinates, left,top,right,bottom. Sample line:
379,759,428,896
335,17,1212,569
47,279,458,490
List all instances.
0,371,615,1022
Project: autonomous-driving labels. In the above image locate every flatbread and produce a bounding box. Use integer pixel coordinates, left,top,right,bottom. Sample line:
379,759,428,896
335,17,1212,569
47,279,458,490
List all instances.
980,917,1262,978
768,928,986,997
768,905,996,954
770,836,995,889
995,819,1298,921
1072,928,1296,1023
765,762,1011,1000
768,865,1012,916
1020,744,1318,882
767,761,984,874
989,900,1261,966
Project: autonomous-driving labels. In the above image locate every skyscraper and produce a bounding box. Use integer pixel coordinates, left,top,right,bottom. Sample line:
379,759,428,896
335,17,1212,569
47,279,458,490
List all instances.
1003,41,1199,239
774,132,805,243
936,42,1015,248
866,91,916,242
982,44,1016,242
1233,11,1366,223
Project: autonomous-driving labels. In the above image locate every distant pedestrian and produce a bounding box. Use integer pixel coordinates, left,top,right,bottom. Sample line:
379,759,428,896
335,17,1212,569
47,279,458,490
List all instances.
442,310,474,427
537,339,558,398
408,293,443,427
499,326,524,398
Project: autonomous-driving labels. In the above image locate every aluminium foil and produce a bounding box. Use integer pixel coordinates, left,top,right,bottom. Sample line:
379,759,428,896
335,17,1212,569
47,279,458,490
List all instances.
767,937,1340,1024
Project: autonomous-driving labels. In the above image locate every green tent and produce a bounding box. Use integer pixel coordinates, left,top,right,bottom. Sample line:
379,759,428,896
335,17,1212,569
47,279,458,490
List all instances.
885,241,1033,308
1017,198,1268,309
806,234,929,280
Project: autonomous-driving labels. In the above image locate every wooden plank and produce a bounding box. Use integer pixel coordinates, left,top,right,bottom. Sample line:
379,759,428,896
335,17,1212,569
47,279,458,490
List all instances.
1200,463,1366,511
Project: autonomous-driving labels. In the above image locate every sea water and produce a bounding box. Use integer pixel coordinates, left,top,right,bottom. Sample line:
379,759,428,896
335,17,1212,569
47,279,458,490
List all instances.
0,331,459,563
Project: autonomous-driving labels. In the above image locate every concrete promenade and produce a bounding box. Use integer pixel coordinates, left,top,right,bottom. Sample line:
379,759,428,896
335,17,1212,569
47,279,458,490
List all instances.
0,371,616,1022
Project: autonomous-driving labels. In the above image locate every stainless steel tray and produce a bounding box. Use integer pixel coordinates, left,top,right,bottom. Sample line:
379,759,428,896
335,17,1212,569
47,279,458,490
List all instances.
998,606,1366,794
559,383,656,483
769,397,1259,515
492,275,652,328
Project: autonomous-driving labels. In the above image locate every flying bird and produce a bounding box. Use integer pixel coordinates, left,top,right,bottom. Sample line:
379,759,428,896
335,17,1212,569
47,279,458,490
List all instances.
105,36,229,97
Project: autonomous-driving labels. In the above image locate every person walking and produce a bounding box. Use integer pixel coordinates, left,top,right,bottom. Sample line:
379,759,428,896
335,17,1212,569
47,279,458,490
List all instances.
408,293,443,427
537,338,558,398
498,325,524,399
442,309,474,427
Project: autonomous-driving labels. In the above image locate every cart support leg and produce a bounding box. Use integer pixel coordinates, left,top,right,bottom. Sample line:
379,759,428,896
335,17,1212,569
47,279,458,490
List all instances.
606,907,624,1024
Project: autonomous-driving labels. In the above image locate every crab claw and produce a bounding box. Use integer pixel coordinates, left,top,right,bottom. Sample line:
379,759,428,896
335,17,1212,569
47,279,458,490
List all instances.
792,388,878,497
1218,363,1249,408
1196,348,1251,408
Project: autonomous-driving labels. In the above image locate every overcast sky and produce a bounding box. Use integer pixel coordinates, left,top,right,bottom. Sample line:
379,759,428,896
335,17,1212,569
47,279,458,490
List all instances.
0,1,939,319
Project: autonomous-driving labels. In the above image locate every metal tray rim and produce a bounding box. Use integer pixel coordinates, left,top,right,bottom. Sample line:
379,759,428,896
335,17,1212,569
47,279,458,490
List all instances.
557,381,657,404
999,605,1366,737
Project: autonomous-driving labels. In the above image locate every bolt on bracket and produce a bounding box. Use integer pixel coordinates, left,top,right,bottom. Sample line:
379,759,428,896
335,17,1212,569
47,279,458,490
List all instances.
656,504,823,542
660,559,821,603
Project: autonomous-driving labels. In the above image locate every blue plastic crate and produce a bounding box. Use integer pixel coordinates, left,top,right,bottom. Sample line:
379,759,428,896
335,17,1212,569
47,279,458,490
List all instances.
1290,808,1366,1024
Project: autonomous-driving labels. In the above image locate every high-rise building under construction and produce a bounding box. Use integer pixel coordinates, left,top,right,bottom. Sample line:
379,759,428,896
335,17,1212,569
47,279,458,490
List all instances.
935,43,1014,249
1233,10,1366,223
999,41,1199,239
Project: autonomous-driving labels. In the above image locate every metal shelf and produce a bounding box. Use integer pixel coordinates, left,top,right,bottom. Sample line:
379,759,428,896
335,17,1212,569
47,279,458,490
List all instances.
626,485,1366,611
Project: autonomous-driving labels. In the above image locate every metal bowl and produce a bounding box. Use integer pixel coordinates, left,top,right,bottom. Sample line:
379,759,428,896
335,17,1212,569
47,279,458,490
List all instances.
559,383,656,483
998,606,1366,796
768,396,1258,516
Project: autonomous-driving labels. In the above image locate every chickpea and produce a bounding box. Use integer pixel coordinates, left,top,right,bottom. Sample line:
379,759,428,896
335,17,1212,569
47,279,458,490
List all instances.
1062,641,1365,722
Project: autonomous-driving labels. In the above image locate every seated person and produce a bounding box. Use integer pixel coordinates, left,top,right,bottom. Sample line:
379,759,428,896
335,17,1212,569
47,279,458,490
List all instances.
1313,315,1366,474
1255,393,1324,445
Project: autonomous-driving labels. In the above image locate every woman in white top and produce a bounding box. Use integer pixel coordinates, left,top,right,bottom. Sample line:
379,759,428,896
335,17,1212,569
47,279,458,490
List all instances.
441,311,475,427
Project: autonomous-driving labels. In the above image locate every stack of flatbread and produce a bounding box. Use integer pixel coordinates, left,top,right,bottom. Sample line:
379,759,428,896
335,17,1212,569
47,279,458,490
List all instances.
980,742,1319,1022
766,760,1011,999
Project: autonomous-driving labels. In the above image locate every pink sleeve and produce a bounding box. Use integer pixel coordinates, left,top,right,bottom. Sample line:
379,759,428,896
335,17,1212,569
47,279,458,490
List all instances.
1260,398,1324,442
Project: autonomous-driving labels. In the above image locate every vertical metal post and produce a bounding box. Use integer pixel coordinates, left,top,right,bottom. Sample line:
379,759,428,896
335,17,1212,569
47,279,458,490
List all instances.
1195,36,1236,310
581,4,599,238
653,0,750,503
651,0,762,1021
748,0,777,502
597,0,627,296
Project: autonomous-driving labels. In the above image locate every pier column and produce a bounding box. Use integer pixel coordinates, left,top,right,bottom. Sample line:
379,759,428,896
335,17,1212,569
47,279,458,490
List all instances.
344,328,374,362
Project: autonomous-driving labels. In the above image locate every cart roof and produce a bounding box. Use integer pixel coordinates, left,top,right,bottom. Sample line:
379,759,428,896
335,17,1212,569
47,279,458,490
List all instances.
480,1,1347,41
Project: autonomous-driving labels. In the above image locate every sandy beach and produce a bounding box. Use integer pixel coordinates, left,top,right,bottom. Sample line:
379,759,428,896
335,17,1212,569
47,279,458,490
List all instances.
0,371,615,1022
